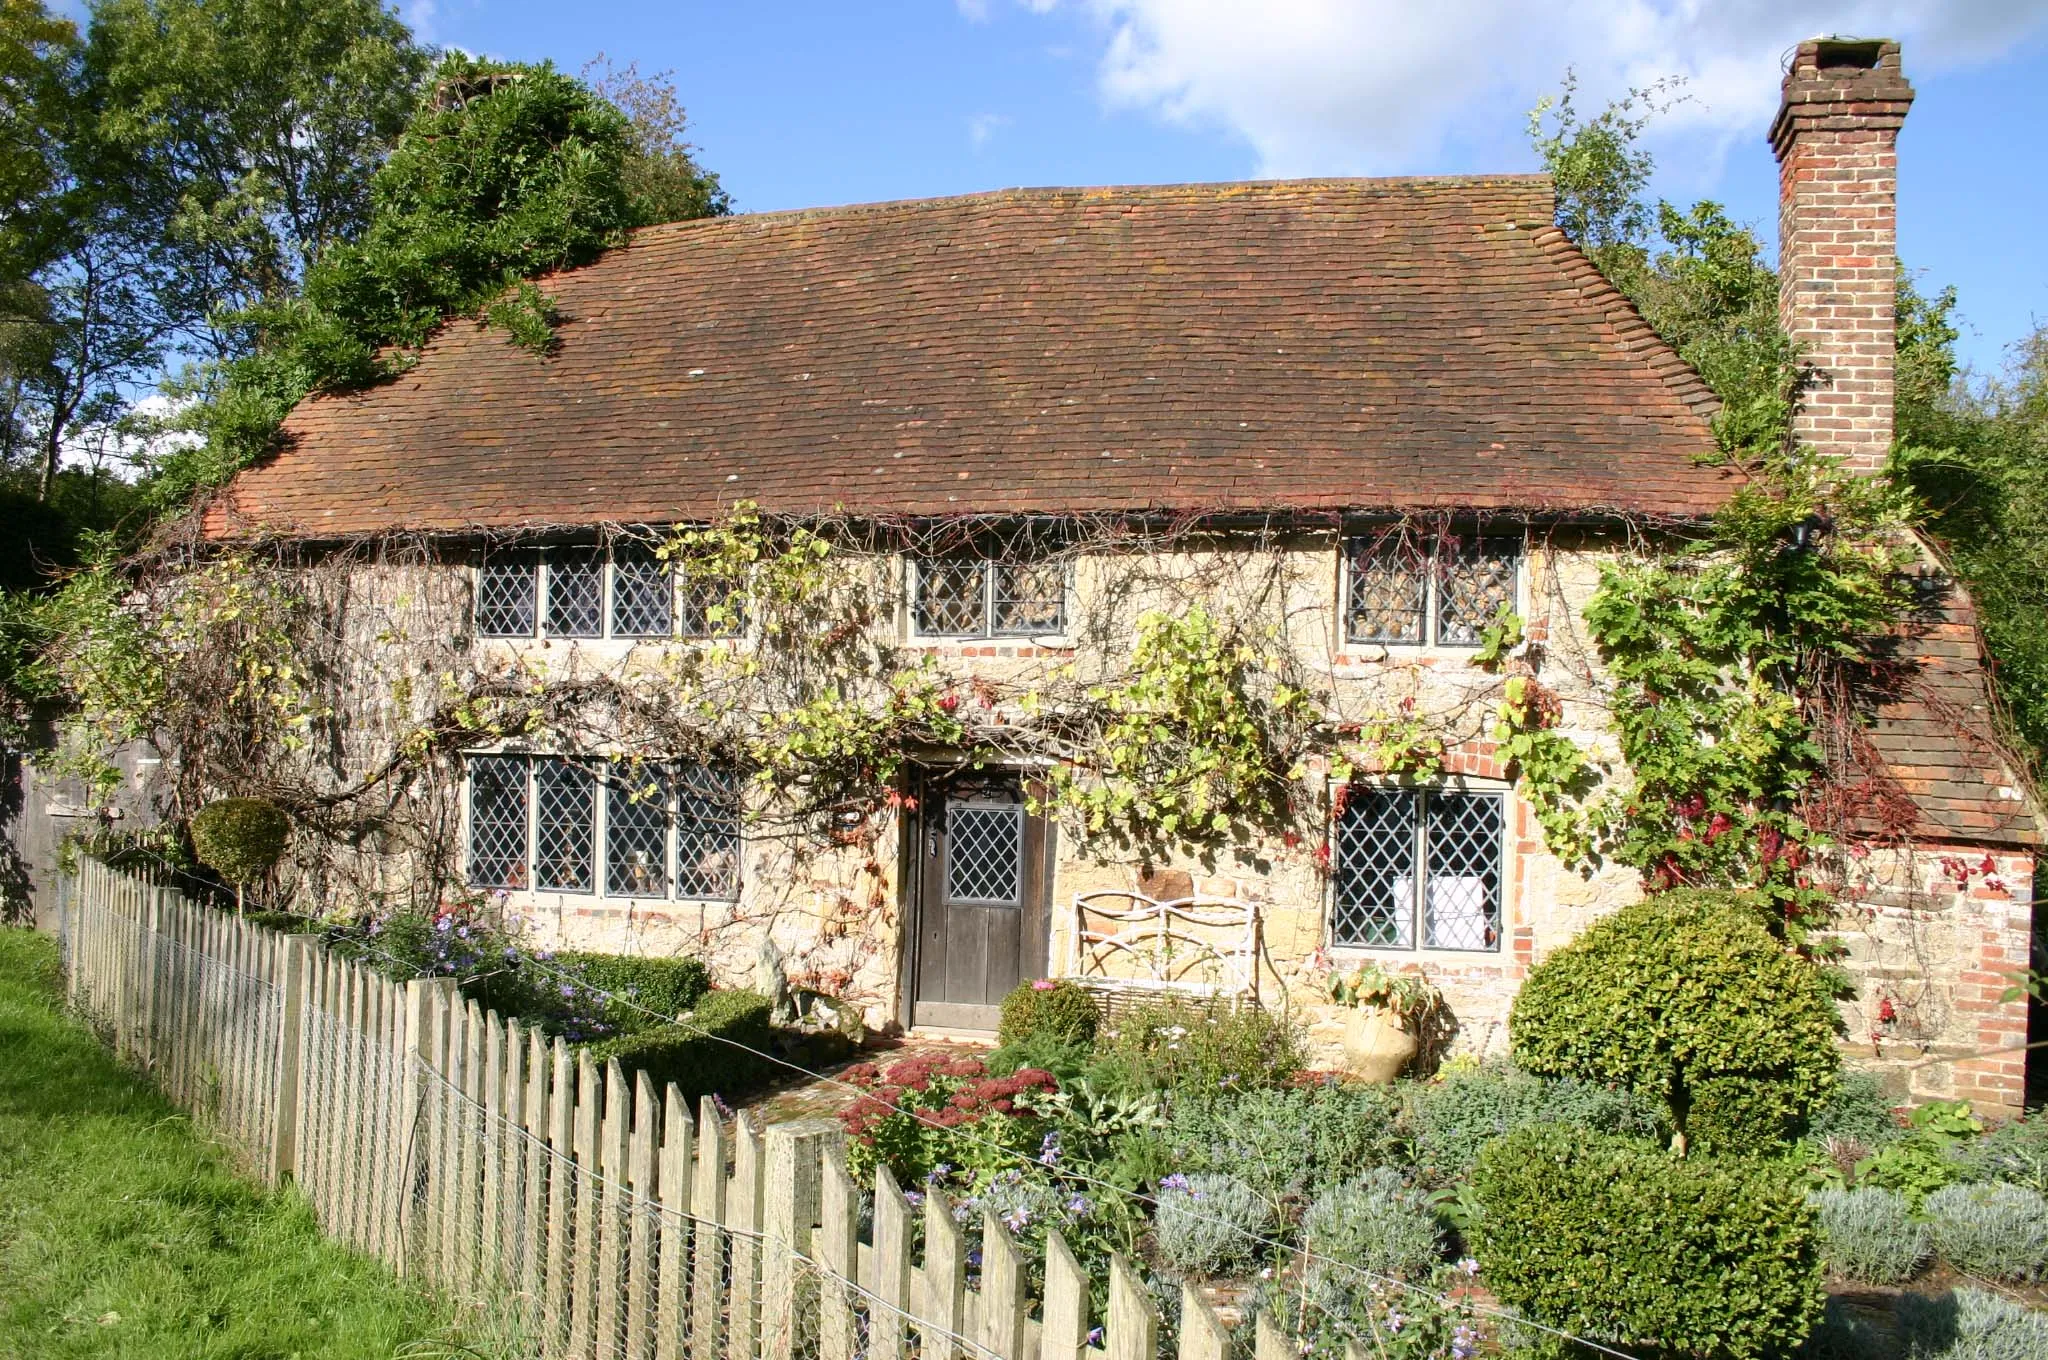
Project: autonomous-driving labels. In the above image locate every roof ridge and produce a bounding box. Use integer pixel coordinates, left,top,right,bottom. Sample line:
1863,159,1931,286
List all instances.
1527,222,1723,427
629,175,1557,240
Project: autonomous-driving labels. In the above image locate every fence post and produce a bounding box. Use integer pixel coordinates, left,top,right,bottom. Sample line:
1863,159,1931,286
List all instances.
269,935,314,1184
655,1084,695,1360
818,1144,859,1360
761,1122,831,1360
1254,1313,1291,1360
1106,1257,1158,1360
689,1097,728,1360
1041,1230,1090,1360
400,976,457,1279
869,1165,912,1360
978,1208,1026,1360
922,1188,967,1360
1178,1286,1227,1360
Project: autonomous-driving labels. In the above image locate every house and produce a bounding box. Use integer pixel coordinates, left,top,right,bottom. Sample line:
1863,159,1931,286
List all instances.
197,39,2039,1109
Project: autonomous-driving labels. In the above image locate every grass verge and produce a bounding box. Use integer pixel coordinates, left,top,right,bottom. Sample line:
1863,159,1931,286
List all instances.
0,926,461,1358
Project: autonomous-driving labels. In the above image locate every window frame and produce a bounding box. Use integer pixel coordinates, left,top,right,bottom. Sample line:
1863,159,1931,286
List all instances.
1326,781,1507,954
461,751,743,904
906,556,1071,641
471,541,752,643
1339,530,1524,651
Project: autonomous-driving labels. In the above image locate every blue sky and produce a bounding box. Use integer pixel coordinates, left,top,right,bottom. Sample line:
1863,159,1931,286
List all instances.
401,0,2048,381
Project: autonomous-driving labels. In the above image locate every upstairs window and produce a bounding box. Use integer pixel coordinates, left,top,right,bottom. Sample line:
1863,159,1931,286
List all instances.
912,558,1066,638
1343,534,1520,648
1330,786,1504,952
472,542,748,641
463,753,742,902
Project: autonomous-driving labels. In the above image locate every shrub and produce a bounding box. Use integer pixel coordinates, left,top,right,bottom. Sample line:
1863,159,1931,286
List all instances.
1302,1168,1444,1282
1166,1084,1406,1202
1471,1124,1824,1360
998,979,1100,1048
1404,1062,1663,1183
189,798,291,887
1855,1136,1966,1208
1808,1187,1929,1284
1924,1182,2048,1281
1509,890,1843,1153
1094,996,1302,1093
582,988,774,1105
555,951,711,1022
1153,1172,1273,1277
1806,1070,1906,1148
1961,1115,2048,1194
1897,1288,2048,1360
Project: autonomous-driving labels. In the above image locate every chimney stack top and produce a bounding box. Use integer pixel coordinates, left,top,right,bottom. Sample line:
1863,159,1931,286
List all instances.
1771,37,1914,156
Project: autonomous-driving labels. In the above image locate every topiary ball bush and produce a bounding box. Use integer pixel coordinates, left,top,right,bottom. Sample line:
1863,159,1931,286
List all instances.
1809,1187,1930,1284
1153,1171,1273,1278
1508,889,1843,1153
189,798,292,886
997,978,1100,1048
1471,1123,1825,1360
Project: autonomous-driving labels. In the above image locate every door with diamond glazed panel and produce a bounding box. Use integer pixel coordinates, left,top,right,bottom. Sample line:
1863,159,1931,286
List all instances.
908,771,1050,1032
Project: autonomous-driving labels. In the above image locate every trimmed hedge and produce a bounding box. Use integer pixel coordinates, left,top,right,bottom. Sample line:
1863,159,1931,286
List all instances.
1471,1124,1825,1360
555,951,710,1020
997,979,1099,1047
190,798,291,885
584,988,773,1105
1509,889,1842,1152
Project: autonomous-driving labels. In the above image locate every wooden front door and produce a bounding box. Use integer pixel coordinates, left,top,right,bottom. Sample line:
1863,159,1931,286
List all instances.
907,769,1050,1032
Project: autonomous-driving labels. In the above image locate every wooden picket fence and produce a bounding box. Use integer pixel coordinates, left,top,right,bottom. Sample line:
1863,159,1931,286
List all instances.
54,857,1309,1360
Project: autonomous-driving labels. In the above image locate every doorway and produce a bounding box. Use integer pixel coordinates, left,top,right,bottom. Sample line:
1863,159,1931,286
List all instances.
904,768,1051,1032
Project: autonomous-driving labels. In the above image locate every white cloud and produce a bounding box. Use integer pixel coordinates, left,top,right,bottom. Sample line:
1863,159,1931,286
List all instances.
403,0,439,43
1014,0,2048,176
969,112,1015,148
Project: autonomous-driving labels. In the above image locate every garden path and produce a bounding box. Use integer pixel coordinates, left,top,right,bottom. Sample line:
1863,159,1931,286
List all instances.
735,1034,993,1123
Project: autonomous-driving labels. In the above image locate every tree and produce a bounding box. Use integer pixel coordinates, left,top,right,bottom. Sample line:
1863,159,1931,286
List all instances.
583,54,730,226
77,0,431,358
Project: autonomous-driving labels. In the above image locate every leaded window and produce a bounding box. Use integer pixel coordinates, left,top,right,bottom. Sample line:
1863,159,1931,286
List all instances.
676,570,748,639
533,757,596,892
467,754,529,888
1331,786,1503,952
674,763,742,900
475,552,539,637
609,546,673,638
912,558,1066,638
604,762,671,897
545,552,605,638
1343,533,1520,648
944,800,1025,906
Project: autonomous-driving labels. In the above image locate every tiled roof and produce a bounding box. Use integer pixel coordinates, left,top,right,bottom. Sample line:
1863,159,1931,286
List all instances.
203,177,1733,538
1854,564,2044,849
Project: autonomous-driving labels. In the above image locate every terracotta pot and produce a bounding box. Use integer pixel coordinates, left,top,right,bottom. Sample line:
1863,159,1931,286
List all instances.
1341,1007,1419,1083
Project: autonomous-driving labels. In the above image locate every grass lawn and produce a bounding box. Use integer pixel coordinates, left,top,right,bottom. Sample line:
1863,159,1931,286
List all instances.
0,926,462,1359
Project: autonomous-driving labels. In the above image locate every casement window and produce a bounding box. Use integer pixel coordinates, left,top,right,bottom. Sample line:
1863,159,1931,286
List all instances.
911,558,1067,638
464,754,741,901
1330,786,1504,952
1342,534,1521,648
473,544,746,641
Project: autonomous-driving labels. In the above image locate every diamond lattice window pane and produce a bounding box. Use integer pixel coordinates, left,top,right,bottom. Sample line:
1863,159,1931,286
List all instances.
677,570,747,638
915,560,987,637
467,755,529,888
675,763,741,899
1436,538,1519,647
945,802,1023,906
545,552,604,638
992,561,1066,636
609,547,672,638
475,554,538,637
604,762,671,897
534,758,596,892
1424,791,1503,951
1332,787,1419,947
1345,537,1427,645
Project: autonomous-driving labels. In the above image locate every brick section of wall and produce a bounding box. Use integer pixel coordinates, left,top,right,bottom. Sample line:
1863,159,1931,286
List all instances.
1770,38,1914,479
1833,847,2035,1115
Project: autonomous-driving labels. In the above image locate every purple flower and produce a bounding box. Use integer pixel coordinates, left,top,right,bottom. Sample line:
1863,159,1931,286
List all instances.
560,984,576,997
903,1190,925,1208
1160,1173,1190,1193
1086,1329,1103,1347
1038,1132,1061,1166
1065,1195,1092,1217
1003,1206,1031,1231
927,1164,952,1185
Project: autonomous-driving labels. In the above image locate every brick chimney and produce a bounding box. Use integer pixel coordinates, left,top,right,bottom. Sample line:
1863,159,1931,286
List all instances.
1769,37,1914,478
